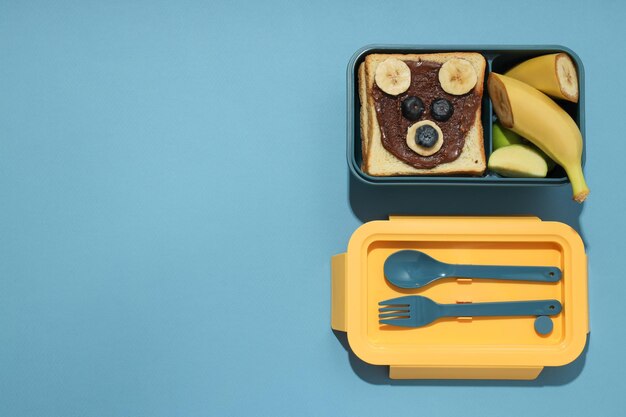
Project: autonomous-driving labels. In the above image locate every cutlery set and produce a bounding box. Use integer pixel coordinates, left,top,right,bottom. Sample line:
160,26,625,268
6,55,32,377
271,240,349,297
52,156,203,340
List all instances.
331,216,587,379
380,250,562,334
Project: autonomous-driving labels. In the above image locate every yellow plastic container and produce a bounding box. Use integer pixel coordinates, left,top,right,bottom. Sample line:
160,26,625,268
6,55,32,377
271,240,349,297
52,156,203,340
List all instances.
331,216,588,380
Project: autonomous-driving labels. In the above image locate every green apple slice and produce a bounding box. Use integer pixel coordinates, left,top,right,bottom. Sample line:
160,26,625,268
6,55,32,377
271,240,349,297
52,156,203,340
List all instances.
488,144,548,178
492,121,523,150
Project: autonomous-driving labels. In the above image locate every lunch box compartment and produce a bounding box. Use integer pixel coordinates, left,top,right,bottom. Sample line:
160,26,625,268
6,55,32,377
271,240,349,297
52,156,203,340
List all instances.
347,45,585,185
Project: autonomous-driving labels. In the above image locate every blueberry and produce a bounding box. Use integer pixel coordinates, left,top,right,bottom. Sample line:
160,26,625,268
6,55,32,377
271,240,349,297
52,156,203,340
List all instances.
401,96,424,121
431,98,454,121
415,125,439,148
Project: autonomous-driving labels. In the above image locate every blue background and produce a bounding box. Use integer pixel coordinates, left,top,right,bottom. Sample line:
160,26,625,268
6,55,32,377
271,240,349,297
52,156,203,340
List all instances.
1,0,625,416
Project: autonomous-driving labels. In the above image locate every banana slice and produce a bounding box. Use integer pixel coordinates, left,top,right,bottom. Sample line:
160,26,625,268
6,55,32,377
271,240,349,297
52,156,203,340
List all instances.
406,120,444,156
438,58,477,95
375,58,411,95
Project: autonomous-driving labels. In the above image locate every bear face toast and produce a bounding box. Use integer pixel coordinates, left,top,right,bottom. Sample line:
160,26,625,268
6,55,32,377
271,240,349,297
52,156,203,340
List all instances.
359,53,487,176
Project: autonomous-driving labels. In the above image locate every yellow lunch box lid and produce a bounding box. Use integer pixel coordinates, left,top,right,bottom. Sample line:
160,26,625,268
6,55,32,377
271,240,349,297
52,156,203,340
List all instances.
331,216,588,380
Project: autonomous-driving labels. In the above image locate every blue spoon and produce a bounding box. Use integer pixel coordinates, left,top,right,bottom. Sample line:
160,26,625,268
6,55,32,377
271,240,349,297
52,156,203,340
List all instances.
384,250,561,289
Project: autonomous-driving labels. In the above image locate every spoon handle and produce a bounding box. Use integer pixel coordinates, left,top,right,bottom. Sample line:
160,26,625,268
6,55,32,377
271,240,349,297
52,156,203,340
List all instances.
440,299,562,318
448,264,561,282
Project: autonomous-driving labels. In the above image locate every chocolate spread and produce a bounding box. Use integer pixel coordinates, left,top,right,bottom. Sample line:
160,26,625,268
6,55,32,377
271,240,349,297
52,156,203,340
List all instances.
372,60,481,169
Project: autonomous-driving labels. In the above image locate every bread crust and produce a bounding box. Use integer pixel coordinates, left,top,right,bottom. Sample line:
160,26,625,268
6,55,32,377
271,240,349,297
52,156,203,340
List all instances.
357,53,487,176
357,62,369,170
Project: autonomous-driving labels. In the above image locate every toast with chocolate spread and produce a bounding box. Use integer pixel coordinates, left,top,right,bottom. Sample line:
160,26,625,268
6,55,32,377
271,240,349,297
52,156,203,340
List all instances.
359,53,486,176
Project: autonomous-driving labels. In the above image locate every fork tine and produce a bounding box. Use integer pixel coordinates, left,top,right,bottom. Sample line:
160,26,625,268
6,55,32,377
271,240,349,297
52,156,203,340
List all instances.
378,307,410,312
378,304,409,309
378,312,410,319
379,295,412,305
379,318,412,326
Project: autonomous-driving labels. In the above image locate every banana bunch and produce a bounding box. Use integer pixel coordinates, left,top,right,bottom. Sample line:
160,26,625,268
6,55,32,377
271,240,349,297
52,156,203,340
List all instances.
488,54,589,202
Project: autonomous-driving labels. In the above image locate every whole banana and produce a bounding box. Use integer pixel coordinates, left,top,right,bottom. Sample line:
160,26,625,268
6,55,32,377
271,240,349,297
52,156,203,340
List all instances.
488,73,589,202
505,53,578,103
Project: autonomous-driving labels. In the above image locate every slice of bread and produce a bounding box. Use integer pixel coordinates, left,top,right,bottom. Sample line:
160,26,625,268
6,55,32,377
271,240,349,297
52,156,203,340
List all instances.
359,53,486,176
